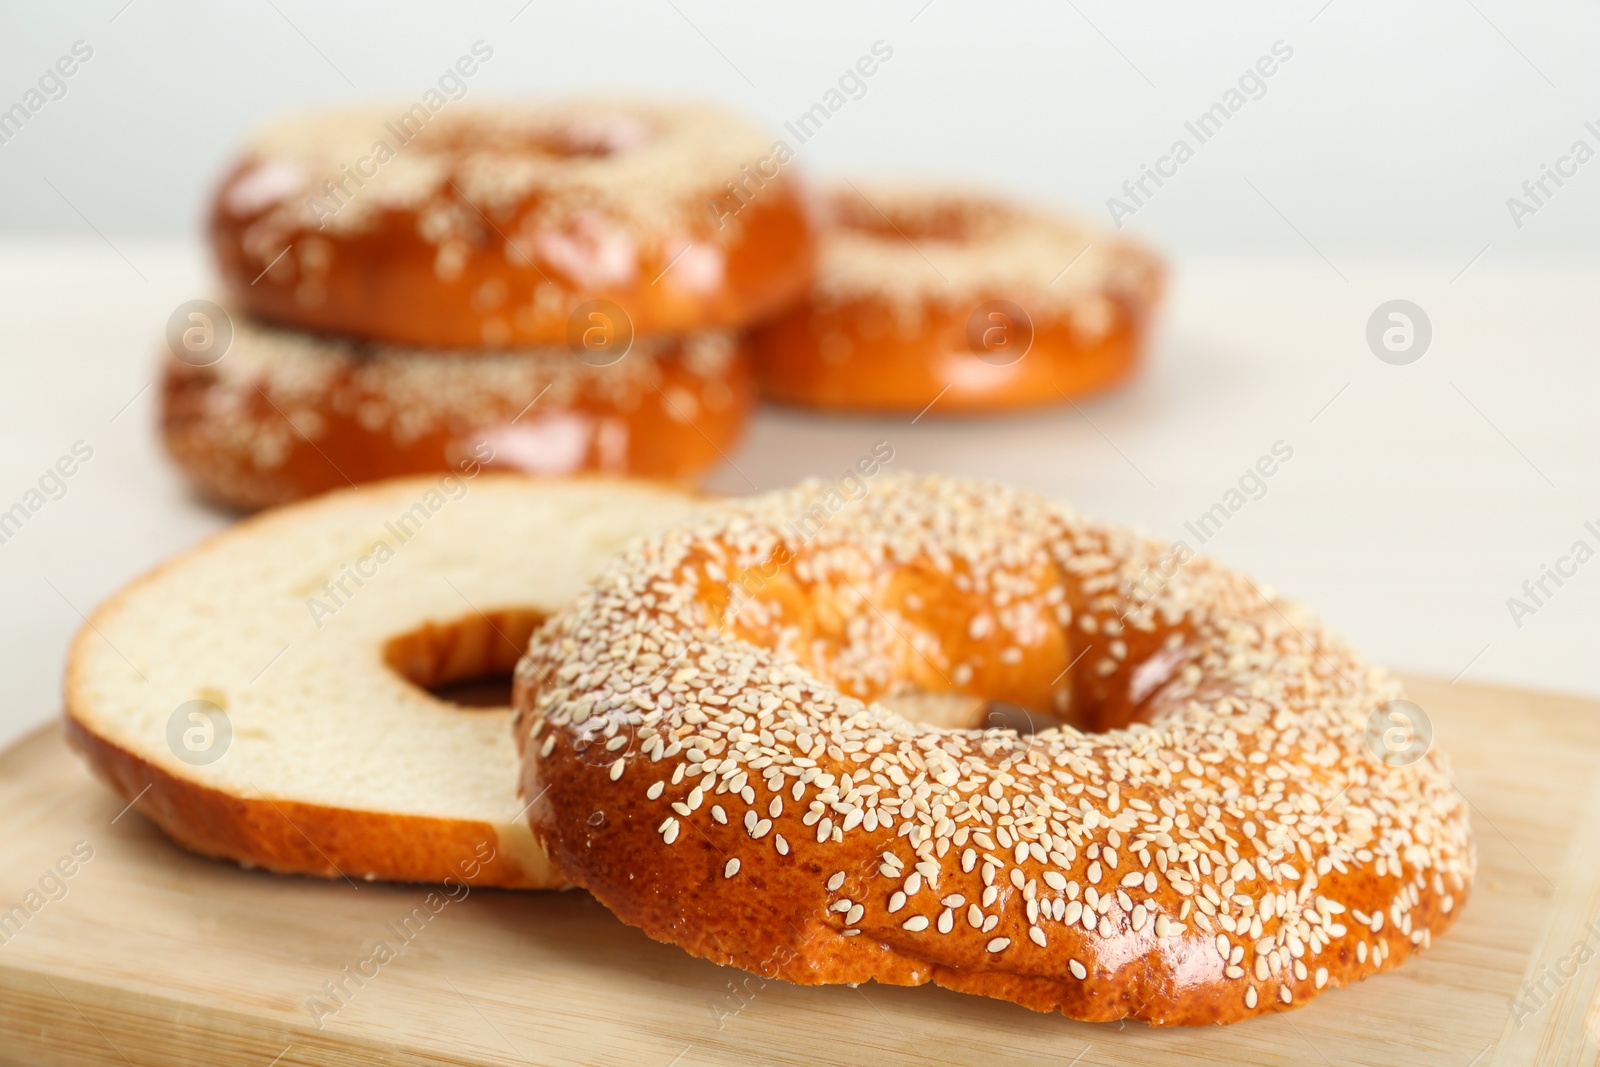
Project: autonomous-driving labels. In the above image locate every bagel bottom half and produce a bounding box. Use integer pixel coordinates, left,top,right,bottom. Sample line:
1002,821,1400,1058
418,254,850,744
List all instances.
65,474,700,887
162,315,753,512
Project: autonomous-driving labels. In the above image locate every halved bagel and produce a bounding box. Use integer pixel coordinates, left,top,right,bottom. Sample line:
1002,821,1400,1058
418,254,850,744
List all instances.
64,474,699,887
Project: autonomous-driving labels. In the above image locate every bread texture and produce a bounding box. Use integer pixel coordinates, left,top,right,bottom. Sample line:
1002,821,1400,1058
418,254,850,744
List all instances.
65,474,699,887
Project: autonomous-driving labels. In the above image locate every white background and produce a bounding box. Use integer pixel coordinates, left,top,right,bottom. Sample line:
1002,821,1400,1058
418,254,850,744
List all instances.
4,1,1598,253
1,2,1598,748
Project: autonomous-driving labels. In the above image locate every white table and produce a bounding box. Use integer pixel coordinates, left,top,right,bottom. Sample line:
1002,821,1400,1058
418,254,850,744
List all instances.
3,240,1595,750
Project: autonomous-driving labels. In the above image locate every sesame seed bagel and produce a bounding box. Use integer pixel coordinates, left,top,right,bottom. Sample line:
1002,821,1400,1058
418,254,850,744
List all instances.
65,475,702,887
748,185,1163,414
511,474,1473,1025
212,100,814,349
162,312,751,511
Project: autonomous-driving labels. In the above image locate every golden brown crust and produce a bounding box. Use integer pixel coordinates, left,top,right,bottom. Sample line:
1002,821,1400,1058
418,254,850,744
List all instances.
750,295,1150,414
210,102,815,349
749,185,1162,413
512,475,1472,1025
63,715,550,886
160,322,754,511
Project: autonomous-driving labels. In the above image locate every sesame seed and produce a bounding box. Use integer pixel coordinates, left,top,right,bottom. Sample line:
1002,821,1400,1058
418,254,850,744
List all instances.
1069,959,1087,980
517,473,1472,1023
903,915,930,932
986,937,1010,953
724,858,740,878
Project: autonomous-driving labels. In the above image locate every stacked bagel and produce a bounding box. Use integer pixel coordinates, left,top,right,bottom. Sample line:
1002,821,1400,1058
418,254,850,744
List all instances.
165,101,813,509
163,99,1166,509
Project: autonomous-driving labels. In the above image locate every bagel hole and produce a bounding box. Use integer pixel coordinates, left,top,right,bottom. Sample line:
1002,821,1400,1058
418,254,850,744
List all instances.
980,699,1071,735
428,116,650,160
383,608,546,711
876,690,1073,735
428,675,515,708
831,190,1000,243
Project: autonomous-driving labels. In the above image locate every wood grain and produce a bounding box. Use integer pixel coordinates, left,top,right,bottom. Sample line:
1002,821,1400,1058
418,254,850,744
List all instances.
1,675,1597,1066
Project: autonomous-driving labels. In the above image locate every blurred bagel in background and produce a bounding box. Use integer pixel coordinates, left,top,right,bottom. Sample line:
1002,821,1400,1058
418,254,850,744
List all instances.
161,311,751,511
210,99,815,349
749,183,1162,414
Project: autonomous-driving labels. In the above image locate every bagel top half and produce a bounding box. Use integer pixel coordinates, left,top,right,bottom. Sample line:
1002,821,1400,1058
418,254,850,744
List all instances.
512,474,1473,1024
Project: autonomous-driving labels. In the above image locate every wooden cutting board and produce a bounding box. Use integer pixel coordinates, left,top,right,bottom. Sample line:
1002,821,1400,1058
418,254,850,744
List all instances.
4,675,1600,1067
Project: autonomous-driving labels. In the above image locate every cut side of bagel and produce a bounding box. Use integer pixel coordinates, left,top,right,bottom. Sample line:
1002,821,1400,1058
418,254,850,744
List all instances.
64,474,701,887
